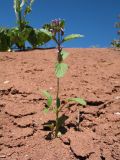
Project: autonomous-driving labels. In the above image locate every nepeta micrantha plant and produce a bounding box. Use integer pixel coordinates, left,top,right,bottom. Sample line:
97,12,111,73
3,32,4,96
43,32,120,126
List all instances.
14,0,35,30
42,19,86,138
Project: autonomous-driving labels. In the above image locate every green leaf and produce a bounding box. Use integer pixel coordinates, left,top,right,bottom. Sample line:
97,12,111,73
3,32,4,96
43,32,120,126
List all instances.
42,90,52,107
61,50,69,60
8,26,32,49
60,20,65,28
62,34,84,43
43,108,49,113
56,98,60,108
55,63,68,78
39,29,52,38
28,28,52,48
0,28,10,51
68,98,86,106
24,6,31,15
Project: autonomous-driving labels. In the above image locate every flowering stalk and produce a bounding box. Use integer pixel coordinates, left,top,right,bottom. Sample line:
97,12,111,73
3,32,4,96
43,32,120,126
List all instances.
42,19,86,138
50,19,65,137
55,31,62,137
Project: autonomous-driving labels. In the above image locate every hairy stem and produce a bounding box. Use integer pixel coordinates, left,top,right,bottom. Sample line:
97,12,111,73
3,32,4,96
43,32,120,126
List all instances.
55,78,59,137
18,10,22,31
55,32,61,137
56,78,60,98
17,2,25,50
55,107,59,137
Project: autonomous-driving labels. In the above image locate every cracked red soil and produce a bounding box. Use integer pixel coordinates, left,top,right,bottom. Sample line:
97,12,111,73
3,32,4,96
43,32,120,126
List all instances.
0,48,120,160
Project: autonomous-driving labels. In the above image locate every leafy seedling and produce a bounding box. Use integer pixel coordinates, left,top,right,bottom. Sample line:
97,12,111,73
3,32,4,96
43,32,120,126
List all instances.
41,19,86,138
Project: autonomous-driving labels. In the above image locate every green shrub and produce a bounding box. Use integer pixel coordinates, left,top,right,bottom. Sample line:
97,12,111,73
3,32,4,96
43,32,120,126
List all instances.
0,28,10,51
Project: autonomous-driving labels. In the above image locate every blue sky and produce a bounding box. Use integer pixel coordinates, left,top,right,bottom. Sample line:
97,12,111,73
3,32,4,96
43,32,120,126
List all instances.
0,0,120,48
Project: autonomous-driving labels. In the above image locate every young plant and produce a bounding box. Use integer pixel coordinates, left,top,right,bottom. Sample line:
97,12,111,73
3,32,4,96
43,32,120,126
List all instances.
13,0,52,50
14,0,35,30
13,0,34,50
42,19,86,138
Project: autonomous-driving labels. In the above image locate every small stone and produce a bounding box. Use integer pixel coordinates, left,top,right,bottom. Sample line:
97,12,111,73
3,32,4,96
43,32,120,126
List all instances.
114,112,120,115
114,96,120,100
0,154,6,158
3,80,10,84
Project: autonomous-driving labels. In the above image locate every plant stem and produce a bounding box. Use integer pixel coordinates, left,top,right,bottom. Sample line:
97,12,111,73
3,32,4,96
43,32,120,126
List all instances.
56,78,60,98
16,0,22,31
55,105,59,137
55,32,61,137
18,10,22,31
17,1,25,50
55,78,59,137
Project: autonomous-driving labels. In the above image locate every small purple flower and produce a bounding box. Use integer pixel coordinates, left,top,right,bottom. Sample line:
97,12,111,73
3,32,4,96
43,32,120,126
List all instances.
50,19,65,36
52,19,61,26
52,19,57,26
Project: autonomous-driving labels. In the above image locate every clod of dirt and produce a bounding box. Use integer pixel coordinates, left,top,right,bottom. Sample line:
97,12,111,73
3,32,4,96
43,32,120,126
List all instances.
13,116,34,128
0,87,12,96
5,102,36,118
0,86,31,98
105,113,120,122
0,103,5,108
10,127,34,139
112,85,120,93
3,139,25,148
80,106,99,116
69,130,100,158
81,119,96,128
0,154,6,158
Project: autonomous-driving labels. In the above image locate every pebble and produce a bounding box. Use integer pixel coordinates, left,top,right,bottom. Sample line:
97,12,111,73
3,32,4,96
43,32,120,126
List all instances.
114,112,120,116
3,80,10,84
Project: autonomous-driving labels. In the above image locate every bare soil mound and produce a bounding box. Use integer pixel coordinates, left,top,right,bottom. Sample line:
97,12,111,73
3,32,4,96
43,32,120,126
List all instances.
0,48,120,160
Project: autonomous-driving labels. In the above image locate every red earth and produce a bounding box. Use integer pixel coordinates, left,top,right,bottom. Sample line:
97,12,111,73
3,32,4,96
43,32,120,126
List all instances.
0,48,120,160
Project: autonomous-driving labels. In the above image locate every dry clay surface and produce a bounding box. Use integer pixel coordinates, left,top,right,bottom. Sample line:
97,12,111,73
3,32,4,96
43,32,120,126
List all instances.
0,48,120,160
